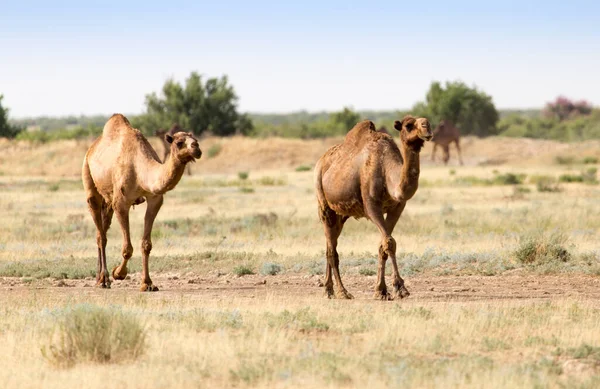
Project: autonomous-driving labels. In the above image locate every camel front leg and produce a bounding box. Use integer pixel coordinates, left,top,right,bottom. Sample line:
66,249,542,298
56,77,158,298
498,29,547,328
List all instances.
140,196,163,292
455,139,464,166
365,205,392,300
321,209,351,299
384,204,410,299
87,195,110,288
112,201,133,281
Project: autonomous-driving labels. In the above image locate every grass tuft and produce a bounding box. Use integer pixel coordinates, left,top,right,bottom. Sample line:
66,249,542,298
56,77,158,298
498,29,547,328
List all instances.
41,304,146,368
514,231,571,265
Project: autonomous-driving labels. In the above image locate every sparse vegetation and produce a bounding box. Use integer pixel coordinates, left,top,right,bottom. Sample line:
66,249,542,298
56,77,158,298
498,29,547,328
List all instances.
41,305,146,367
260,262,282,276
514,231,571,265
295,165,312,172
206,144,222,158
237,171,249,180
233,265,254,277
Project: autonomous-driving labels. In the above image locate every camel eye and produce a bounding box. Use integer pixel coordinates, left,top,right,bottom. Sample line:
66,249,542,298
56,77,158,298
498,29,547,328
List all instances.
176,140,185,148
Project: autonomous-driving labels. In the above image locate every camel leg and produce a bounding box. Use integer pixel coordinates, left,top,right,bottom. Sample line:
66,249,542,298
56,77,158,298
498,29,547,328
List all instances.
455,139,464,166
442,145,450,166
431,143,437,162
86,194,111,288
365,205,393,300
112,200,133,282
186,164,192,176
100,202,114,279
140,196,163,292
321,208,351,299
384,205,410,299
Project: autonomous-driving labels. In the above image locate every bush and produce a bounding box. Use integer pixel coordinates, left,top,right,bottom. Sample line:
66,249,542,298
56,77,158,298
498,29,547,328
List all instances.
41,305,146,367
493,173,525,185
583,156,598,164
233,265,254,277
295,165,312,172
260,262,282,276
359,268,376,276
207,144,222,158
238,171,249,180
514,232,571,265
531,176,561,192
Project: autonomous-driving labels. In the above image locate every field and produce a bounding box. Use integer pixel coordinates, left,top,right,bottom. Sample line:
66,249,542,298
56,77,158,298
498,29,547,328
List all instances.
1,135,600,388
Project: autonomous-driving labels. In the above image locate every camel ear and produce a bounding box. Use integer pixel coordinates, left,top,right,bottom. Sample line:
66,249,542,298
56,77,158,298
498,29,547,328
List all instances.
165,134,174,144
393,121,402,131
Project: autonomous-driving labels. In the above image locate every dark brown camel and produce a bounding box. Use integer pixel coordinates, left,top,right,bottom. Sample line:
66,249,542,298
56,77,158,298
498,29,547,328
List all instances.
431,120,463,165
314,116,432,300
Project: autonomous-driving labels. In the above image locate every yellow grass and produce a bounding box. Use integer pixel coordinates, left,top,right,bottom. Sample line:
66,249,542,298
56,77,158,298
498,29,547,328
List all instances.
1,135,599,388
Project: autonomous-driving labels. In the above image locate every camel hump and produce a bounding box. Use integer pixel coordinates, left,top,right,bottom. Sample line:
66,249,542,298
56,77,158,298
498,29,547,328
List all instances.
344,120,376,143
103,113,134,137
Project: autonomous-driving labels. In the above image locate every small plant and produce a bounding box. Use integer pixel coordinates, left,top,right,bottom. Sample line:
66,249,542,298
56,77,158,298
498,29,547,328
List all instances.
207,144,222,158
359,268,376,276
514,231,571,265
41,304,146,367
449,169,456,176
239,187,254,194
238,171,249,180
534,176,561,193
233,265,254,277
295,165,312,172
48,183,60,192
554,155,575,165
559,173,584,183
493,173,525,185
260,262,282,276
583,156,598,164
257,176,286,186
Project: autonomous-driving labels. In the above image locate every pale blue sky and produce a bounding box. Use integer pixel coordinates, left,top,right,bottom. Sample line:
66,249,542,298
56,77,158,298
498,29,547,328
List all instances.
1,0,599,117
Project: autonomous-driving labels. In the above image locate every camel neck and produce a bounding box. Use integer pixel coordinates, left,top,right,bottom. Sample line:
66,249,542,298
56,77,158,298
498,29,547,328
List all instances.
397,142,422,201
146,152,187,195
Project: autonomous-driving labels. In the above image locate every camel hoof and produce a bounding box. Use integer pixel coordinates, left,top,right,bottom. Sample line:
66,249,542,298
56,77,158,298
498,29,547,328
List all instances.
95,281,111,289
112,265,128,280
140,283,159,292
374,291,392,301
335,290,354,300
394,287,410,299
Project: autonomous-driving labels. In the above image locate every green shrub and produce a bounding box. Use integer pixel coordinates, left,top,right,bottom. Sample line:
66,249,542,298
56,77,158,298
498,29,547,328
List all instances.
41,305,146,367
238,171,249,180
239,187,255,194
48,183,60,192
207,144,222,158
531,176,561,192
359,268,376,276
554,155,575,165
233,265,254,277
492,173,526,185
583,156,598,164
514,231,571,265
295,165,312,172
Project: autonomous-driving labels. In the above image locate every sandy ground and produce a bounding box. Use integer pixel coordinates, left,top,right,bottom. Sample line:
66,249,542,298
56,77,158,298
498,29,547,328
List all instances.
3,273,600,304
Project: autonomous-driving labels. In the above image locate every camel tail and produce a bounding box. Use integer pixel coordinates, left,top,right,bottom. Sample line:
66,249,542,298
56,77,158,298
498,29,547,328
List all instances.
313,158,328,223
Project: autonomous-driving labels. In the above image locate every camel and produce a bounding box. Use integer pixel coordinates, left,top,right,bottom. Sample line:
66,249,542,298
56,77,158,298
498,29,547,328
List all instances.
82,114,202,291
378,126,391,135
431,120,463,165
155,124,193,176
314,116,432,300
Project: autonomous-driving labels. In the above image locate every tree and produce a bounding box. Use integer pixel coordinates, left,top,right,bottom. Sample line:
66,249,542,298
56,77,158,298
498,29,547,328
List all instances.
0,95,23,138
543,96,592,121
412,81,499,137
326,106,361,135
135,72,252,136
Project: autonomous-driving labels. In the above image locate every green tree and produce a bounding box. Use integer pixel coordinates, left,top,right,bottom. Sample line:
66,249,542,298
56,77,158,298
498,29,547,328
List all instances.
412,81,499,137
135,72,252,136
0,95,23,138
326,106,361,135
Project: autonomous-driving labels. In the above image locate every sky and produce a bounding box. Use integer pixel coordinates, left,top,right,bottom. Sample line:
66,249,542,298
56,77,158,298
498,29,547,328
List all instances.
1,0,599,118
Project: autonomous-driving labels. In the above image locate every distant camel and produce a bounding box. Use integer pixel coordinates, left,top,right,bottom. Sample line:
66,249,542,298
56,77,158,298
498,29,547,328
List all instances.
431,120,463,165
83,114,202,291
378,126,391,135
315,116,432,300
155,124,194,176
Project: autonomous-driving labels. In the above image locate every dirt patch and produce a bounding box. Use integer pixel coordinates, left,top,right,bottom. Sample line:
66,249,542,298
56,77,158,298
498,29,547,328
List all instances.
2,273,599,303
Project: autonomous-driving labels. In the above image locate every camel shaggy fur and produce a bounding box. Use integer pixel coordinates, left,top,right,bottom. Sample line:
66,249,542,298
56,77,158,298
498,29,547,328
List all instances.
315,116,432,300
431,120,463,165
82,114,201,291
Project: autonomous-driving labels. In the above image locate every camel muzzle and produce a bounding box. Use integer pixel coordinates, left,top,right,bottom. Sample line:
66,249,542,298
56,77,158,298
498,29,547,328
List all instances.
193,149,202,159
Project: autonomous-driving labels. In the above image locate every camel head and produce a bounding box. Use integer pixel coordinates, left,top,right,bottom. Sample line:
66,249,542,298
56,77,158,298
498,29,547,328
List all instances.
394,116,433,149
165,131,202,162
433,120,448,137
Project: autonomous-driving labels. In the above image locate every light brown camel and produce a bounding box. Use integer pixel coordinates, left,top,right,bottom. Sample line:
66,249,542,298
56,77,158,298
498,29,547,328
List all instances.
82,114,202,291
155,124,193,176
378,125,391,135
431,120,463,165
314,116,432,300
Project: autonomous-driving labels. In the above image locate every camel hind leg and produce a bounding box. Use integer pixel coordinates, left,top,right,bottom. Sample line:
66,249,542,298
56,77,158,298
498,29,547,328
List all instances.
83,162,111,288
320,206,352,299
139,196,163,292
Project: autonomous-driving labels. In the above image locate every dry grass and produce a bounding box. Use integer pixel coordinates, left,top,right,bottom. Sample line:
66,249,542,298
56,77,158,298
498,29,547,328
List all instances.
1,136,600,387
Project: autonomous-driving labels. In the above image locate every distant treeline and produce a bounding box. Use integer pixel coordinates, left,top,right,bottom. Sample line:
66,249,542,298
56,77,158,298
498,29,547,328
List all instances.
10,107,600,143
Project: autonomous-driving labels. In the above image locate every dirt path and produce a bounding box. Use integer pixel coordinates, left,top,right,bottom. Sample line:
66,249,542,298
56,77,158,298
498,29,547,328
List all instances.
2,273,599,303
